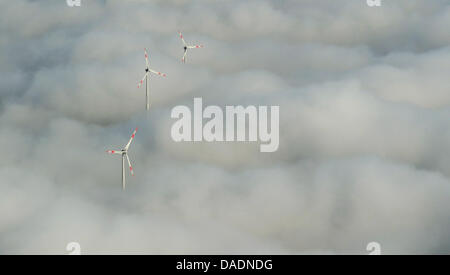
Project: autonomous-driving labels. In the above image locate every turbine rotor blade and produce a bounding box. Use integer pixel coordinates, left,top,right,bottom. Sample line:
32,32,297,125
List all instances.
126,154,134,176
149,69,167,77
107,150,122,155
124,128,138,150
188,44,204,49
144,48,149,68
178,31,187,46
138,73,149,88
182,51,187,63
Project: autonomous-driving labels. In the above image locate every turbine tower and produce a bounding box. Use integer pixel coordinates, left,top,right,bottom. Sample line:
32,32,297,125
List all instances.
107,128,137,190
178,31,204,63
138,48,167,110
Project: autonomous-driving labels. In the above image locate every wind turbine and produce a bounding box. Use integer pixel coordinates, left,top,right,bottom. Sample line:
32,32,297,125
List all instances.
137,48,167,110
107,128,137,190
178,31,204,63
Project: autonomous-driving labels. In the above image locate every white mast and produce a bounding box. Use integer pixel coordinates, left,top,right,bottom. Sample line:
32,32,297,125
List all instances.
122,153,126,190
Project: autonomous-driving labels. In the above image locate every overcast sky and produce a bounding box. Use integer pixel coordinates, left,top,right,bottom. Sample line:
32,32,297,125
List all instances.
0,0,450,254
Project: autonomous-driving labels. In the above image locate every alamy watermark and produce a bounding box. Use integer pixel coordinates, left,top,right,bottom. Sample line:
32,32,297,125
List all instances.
66,242,81,255
171,98,279,153
367,0,381,7
66,0,81,7
366,242,381,255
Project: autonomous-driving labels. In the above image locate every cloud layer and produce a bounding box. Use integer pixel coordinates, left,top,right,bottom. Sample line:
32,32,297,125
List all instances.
0,0,450,254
